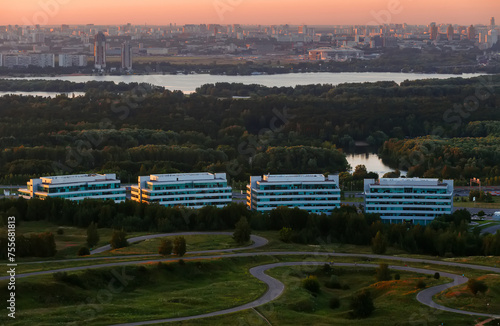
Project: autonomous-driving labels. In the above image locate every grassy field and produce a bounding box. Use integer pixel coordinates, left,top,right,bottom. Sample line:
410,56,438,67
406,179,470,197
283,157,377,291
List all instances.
93,234,243,256
1,221,244,261
454,196,500,209
5,257,489,326
434,274,500,314
171,266,480,326
5,257,272,326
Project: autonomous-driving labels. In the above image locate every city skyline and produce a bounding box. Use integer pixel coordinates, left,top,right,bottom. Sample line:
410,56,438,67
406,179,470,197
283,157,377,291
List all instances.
1,0,498,26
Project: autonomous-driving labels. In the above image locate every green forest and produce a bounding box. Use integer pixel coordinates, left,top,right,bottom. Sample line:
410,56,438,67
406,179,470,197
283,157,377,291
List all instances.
0,75,499,185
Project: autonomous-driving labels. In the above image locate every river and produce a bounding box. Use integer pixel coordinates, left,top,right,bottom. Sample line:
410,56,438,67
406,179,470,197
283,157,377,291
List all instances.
3,72,483,94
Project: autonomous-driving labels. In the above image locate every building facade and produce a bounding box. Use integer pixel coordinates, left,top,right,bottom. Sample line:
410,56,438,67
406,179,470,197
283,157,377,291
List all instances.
94,32,106,69
131,173,232,208
247,174,341,213
121,42,132,70
18,174,126,202
364,178,454,225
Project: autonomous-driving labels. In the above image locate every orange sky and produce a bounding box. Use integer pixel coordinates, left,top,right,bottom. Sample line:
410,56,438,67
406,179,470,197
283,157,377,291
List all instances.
1,0,498,26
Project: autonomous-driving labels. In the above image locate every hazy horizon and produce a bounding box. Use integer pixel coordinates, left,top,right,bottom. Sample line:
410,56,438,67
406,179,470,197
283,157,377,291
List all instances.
1,0,497,26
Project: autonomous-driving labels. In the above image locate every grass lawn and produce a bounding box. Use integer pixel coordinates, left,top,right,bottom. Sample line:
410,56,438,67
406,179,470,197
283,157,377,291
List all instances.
4,257,272,326
434,274,500,314
95,234,242,256
173,266,480,326
454,196,500,209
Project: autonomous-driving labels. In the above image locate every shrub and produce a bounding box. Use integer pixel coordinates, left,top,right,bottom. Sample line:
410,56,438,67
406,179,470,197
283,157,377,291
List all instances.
86,222,100,248
53,272,84,288
467,279,488,296
394,273,400,280
110,229,128,249
349,290,374,318
77,247,90,256
434,272,440,280
57,228,64,235
178,259,185,266
173,236,186,257
416,280,426,289
233,216,251,244
279,227,293,243
341,283,351,290
158,238,173,256
325,275,341,289
288,298,314,312
371,231,387,254
302,275,320,293
376,263,391,282
329,296,341,309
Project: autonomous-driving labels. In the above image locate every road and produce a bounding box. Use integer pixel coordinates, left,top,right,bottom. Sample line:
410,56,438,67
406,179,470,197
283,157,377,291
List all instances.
481,223,500,235
4,233,500,325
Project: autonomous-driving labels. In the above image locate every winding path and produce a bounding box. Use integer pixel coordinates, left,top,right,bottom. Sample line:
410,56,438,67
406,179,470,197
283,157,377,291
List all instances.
4,232,500,325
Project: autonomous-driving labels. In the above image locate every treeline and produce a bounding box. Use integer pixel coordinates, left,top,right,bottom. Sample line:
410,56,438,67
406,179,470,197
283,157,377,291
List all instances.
0,79,164,93
1,76,500,184
0,232,56,259
1,198,499,258
380,135,500,180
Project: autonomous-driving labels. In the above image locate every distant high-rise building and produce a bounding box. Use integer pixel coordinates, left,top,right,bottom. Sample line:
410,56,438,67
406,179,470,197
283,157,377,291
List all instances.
94,31,106,69
447,24,454,41
429,23,438,40
298,25,307,34
467,25,476,40
491,17,496,28
121,42,132,70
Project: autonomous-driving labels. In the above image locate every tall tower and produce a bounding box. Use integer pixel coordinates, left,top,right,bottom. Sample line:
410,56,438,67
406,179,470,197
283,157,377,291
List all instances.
429,22,438,40
491,17,496,28
447,24,454,41
121,42,132,70
467,25,476,41
94,32,106,69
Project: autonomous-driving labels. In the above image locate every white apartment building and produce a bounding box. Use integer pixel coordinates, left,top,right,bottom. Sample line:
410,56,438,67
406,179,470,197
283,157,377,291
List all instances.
364,178,454,225
131,173,232,208
18,174,126,202
247,174,341,213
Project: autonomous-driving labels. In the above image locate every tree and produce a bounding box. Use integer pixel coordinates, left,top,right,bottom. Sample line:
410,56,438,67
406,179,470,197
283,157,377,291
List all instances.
158,238,173,256
77,247,90,256
302,275,320,293
376,263,391,282
371,231,387,254
467,279,488,296
434,272,440,280
233,216,251,245
173,236,186,257
86,221,100,248
110,229,128,249
279,227,293,243
349,290,374,318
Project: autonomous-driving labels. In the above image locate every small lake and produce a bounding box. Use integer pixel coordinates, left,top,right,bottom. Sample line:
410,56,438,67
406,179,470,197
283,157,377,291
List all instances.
346,152,405,177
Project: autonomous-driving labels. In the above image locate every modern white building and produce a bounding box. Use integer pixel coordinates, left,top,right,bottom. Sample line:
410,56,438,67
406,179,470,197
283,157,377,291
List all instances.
247,174,341,213
364,178,454,225
131,173,232,208
18,174,126,202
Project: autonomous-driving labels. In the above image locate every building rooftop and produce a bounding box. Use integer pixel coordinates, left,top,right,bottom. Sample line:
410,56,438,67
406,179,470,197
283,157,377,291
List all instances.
40,174,116,185
374,178,445,186
261,174,334,182
149,173,226,182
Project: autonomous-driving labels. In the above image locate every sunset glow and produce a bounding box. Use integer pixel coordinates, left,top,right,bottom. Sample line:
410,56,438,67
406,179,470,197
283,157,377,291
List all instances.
1,0,498,25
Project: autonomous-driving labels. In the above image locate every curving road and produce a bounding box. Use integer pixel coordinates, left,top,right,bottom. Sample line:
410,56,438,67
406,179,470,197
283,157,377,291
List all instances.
481,223,500,235
4,232,500,325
